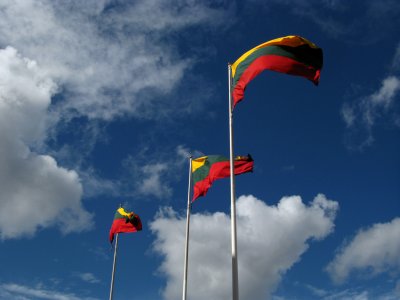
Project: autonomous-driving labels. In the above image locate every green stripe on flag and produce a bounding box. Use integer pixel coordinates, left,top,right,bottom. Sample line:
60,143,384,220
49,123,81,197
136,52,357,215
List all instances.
233,45,322,87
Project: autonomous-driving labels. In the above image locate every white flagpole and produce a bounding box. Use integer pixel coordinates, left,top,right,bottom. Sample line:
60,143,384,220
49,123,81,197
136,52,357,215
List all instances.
109,233,119,300
228,63,239,300
182,156,193,300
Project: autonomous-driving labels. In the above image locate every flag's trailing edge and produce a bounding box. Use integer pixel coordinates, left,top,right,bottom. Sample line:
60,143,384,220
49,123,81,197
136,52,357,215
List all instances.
192,155,254,201
109,207,142,243
231,35,323,107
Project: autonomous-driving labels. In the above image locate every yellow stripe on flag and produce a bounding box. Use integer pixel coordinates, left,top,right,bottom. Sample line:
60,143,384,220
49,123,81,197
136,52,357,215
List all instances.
192,156,207,173
117,207,131,217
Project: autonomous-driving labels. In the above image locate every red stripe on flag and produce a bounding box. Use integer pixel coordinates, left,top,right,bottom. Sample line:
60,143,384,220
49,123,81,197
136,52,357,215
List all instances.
109,216,142,243
193,159,254,201
233,54,320,107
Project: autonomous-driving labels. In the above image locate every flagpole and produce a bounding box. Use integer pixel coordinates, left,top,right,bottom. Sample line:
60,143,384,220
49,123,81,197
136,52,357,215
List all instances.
109,233,119,300
228,63,239,300
182,156,193,300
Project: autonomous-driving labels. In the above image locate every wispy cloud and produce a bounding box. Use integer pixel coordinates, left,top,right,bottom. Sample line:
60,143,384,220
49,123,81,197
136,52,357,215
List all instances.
299,283,400,300
122,145,200,200
0,0,232,121
391,42,400,71
0,283,98,300
303,283,329,297
259,0,400,43
341,75,400,149
150,194,338,300
325,289,369,300
74,273,100,284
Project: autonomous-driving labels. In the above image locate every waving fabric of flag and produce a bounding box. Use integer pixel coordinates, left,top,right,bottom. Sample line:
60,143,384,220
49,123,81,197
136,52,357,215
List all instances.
231,35,323,107
192,155,254,201
109,207,142,243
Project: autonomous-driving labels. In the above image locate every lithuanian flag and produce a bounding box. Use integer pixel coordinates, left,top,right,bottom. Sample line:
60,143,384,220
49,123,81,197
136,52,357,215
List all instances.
231,35,323,107
192,155,254,201
109,207,142,243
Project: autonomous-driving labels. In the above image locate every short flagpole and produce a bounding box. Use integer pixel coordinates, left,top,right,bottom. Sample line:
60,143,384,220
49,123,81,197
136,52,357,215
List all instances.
228,63,239,300
109,233,119,300
182,156,193,300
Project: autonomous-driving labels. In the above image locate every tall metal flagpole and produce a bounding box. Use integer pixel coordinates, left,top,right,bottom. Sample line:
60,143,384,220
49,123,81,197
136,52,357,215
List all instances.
182,156,193,300
228,63,239,300
109,233,119,300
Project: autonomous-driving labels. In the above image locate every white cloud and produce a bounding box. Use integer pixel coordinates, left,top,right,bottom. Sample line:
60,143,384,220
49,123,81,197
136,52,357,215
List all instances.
150,194,338,300
0,47,92,239
0,0,232,206
321,287,400,300
137,163,173,199
261,1,400,43
0,0,232,237
0,282,98,300
0,0,231,120
74,273,100,284
304,284,329,297
78,167,120,198
299,282,400,300
395,280,400,297
341,75,400,149
325,290,369,300
392,42,400,70
326,218,400,284
124,145,196,199
299,283,400,300
369,76,400,108
341,103,356,128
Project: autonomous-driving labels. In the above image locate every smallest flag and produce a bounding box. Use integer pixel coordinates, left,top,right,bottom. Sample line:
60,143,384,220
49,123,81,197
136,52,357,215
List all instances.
109,207,142,243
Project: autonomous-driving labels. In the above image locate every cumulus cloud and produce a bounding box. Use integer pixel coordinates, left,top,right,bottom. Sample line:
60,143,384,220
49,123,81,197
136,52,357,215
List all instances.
326,217,400,284
0,47,92,239
341,76,400,149
150,194,338,300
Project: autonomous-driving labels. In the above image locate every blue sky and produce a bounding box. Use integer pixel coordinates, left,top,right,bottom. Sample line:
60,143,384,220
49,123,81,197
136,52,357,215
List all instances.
0,0,399,299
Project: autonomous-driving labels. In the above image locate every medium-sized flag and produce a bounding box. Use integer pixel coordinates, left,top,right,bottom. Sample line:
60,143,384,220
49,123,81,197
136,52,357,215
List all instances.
109,207,142,243
192,155,254,201
231,35,323,107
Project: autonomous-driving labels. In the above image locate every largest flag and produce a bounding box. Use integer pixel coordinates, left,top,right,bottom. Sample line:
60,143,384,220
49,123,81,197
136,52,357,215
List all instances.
109,207,142,243
231,35,323,107
192,155,254,201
